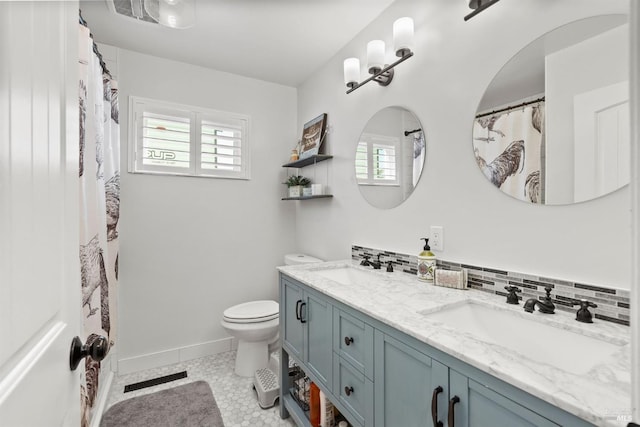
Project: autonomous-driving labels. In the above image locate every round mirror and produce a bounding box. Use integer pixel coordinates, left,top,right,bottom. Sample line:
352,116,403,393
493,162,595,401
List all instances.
355,107,425,209
472,15,629,205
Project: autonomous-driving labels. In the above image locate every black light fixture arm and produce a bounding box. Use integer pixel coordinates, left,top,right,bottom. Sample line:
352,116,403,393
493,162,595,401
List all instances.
464,0,501,21
346,51,413,94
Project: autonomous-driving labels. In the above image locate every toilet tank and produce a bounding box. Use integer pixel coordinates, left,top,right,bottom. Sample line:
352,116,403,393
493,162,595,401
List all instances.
284,253,323,266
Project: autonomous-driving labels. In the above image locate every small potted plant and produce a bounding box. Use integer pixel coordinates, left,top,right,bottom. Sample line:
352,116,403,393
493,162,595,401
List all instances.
286,175,311,197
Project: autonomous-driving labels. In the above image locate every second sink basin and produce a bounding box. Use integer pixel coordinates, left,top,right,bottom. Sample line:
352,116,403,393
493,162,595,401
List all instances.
419,300,624,375
312,266,378,286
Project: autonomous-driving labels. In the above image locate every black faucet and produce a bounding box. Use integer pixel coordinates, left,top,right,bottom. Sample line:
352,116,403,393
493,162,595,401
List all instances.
370,254,383,270
523,286,555,314
504,285,521,305
360,255,371,267
573,299,597,323
386,260,394,272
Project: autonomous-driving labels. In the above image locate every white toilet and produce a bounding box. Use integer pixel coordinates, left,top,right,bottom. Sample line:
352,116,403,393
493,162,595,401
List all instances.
221,253,323,377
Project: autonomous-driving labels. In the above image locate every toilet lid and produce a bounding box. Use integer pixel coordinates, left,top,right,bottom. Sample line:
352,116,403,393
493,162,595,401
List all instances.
223,300,279,324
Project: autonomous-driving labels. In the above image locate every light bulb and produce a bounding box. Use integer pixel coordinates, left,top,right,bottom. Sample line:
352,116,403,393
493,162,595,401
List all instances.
367,40,385,74
393,17,414,56
344,58,360,88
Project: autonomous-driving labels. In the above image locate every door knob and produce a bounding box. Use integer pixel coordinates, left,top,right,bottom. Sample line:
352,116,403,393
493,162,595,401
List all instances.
69,335,108,371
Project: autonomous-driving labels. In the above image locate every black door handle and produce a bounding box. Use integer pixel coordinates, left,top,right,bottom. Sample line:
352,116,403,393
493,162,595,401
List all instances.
69,335,108,371
295,300,302,320
448,395,460,427
300,302,307,323
344,386,354,396
344,336,354,346
431,386,443,427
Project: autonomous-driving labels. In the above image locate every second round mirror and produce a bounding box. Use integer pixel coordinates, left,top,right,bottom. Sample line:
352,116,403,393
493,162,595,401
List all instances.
472,15,629,205
355,107,425,209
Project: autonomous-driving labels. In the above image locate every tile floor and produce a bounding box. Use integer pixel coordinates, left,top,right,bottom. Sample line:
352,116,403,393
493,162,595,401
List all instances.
104,350,296,427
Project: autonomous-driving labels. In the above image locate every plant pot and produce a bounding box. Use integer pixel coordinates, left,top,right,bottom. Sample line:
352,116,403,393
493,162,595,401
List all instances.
288,185,302,198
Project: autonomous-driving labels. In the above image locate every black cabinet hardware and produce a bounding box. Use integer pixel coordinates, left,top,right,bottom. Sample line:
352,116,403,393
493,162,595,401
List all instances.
448,395,460,427
431,386,444,427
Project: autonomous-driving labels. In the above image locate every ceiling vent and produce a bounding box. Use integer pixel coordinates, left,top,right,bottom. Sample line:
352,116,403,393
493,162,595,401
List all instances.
105,0,159,24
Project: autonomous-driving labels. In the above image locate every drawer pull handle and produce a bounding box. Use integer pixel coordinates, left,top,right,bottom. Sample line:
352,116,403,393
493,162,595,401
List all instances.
344,336,354,346
448,395,460,427
299,302,307,323
431,386,443,427
295,300,302,320
344,386,354,396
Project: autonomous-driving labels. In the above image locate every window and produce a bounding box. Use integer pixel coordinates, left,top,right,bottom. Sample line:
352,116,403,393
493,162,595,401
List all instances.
129,97,250,179
355,134,399,185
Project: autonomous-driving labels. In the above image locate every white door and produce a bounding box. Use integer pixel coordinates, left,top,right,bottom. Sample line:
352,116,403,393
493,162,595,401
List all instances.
574,81,630,202
0,2,82,426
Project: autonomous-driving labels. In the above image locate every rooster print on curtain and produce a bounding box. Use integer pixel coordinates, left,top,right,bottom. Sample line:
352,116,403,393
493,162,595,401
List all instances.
473,102,545,203
78,23,120,427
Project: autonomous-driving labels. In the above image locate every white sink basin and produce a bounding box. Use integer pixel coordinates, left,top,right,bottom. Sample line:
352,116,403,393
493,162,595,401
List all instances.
420,300,624,375
313,266,378,286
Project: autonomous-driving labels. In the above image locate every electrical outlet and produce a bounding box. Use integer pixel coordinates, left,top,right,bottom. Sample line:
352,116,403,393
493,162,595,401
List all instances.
430,226,444,251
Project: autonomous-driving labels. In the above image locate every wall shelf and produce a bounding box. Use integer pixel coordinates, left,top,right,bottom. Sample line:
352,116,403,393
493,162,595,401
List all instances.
282,154,333,168
281,195,333,201
282,154,333,200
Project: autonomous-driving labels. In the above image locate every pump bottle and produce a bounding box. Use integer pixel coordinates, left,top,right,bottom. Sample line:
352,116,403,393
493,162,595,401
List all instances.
417,238,436,283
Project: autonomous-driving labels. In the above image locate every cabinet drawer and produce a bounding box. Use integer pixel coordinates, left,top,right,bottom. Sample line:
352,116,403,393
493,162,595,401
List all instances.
333,355,373,426
333,309,374,379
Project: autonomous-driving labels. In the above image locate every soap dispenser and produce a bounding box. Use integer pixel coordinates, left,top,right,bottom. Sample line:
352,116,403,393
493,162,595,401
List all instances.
417,238,436,283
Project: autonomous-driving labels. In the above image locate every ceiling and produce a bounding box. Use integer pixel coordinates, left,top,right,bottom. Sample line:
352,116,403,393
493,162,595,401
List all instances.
79,0,396,87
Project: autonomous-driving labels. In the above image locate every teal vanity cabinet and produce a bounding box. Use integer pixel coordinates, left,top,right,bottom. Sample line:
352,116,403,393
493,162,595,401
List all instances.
281,275,333,390
373,331,447,427
280,273,596,427
447,370,560,427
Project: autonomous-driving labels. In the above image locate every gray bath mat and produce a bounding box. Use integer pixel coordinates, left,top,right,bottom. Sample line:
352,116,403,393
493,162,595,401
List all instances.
101,380,224,427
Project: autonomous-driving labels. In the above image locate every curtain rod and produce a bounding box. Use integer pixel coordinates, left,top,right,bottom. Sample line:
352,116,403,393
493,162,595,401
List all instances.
404,128,422,136
476,96,545,119
79,10,112,78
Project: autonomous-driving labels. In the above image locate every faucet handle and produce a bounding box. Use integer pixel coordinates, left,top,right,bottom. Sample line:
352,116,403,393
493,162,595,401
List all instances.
386,260,394,272
360,255,371,266
572,299,597,323
544,286,553,299
504,286,521,305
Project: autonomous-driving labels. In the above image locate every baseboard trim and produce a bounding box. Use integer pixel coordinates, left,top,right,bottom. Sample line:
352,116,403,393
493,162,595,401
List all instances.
117,337,233,375
90,369,113,427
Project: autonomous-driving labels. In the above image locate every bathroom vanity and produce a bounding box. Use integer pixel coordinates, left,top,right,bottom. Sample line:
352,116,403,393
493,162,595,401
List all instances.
278,261,630,427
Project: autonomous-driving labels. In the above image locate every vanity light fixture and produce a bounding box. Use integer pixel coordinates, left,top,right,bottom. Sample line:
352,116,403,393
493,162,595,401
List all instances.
343,17,414,94
464,0,501,21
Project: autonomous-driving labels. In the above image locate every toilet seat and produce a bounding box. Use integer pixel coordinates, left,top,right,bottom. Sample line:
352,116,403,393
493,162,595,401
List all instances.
223,300,279,324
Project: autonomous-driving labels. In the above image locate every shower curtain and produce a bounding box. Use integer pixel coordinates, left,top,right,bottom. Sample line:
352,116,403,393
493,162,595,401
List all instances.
473,102,545,204
78,23,120,427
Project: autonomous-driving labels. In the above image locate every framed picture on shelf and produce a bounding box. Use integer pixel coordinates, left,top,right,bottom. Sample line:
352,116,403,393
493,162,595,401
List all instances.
299,113,327,159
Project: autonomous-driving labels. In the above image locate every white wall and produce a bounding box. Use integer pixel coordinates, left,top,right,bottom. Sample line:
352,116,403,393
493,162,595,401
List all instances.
116,49,297,364
295,0,630,290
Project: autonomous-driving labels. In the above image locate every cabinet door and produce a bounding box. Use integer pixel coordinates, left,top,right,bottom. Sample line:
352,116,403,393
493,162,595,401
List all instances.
282,278,304,360
448,369,560,427
374,331,442,427
304,291,333,390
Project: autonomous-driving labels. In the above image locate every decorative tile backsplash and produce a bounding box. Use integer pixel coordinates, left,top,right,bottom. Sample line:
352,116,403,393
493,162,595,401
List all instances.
352,245,630,326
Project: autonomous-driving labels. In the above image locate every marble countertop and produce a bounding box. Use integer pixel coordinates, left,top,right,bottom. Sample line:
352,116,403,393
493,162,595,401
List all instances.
277,260,631,427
